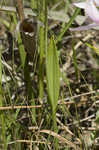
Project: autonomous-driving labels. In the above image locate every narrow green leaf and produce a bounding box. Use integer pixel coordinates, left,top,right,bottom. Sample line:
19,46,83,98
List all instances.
46,36,60,112
56,8,80,43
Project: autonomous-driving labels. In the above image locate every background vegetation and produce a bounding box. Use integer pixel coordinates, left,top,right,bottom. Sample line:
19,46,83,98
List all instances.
0,0,99,149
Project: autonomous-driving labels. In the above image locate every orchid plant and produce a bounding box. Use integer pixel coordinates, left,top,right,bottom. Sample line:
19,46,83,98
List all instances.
70,0,99,31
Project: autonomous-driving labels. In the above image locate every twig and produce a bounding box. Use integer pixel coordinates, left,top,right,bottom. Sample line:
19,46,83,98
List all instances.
68,114,95,126
6,139,51,145
58,89,99,102
0,105,41,110
40,129,80,150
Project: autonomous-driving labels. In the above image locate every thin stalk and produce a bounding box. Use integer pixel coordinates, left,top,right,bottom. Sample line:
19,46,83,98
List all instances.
38,0,47,99
16,0,25,21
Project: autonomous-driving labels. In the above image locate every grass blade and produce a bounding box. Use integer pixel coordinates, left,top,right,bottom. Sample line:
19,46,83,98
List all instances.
56,8,80,43
46,35,60,112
